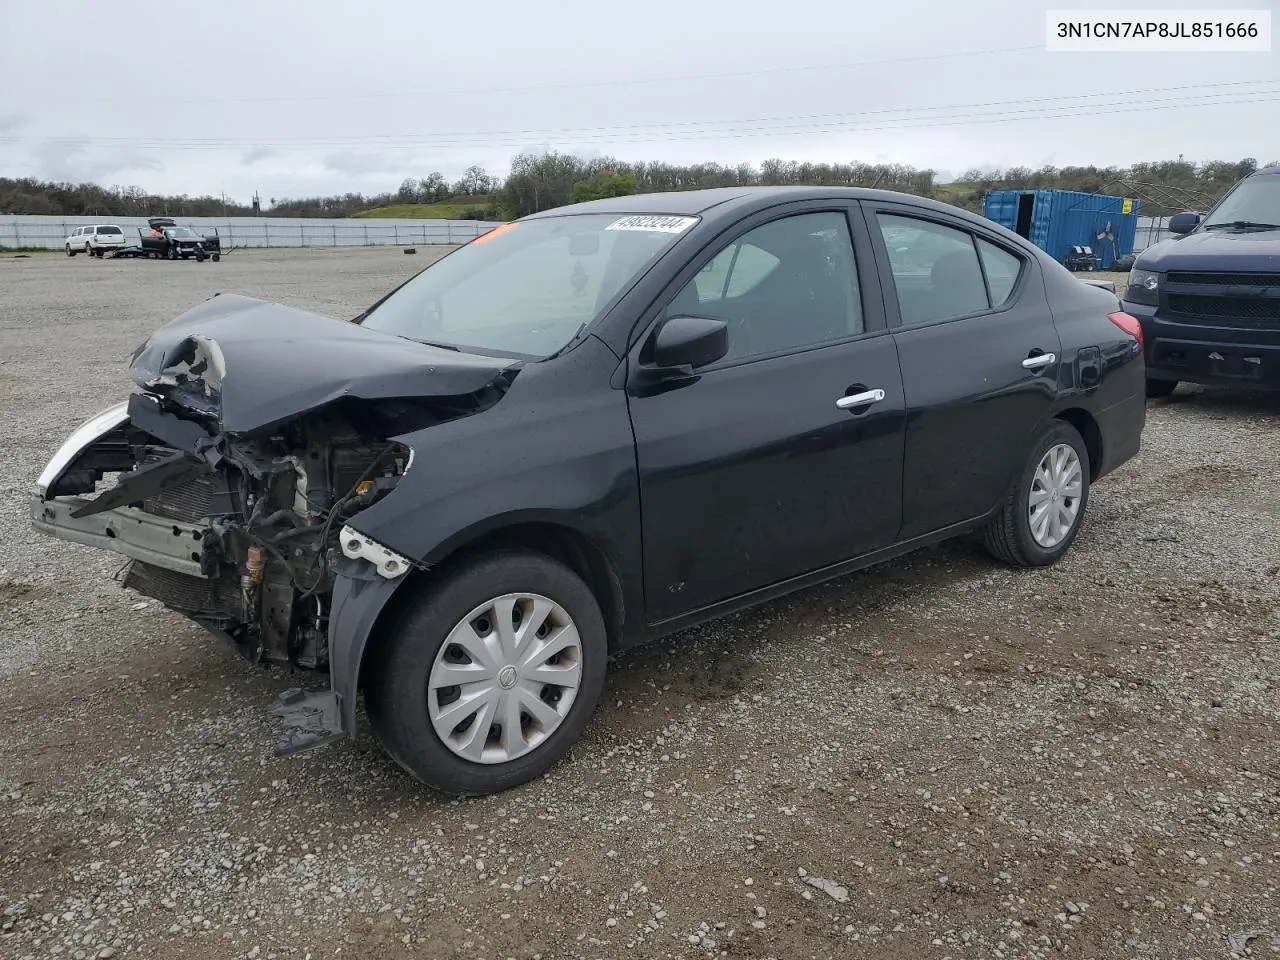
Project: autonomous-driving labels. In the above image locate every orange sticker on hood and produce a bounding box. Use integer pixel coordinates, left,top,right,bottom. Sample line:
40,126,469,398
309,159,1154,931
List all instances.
471,222,517,244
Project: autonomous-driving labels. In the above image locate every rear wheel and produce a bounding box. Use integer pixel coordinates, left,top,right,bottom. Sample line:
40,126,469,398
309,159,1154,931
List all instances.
365,549,608,796
1146,377,1178,398
982,420,1090,567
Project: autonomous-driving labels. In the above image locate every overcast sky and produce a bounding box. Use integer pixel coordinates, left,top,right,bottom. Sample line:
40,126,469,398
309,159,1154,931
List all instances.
0,0,1276,204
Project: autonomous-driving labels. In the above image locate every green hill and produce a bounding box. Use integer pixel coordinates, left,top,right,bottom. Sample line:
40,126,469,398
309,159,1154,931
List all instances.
355,197,498,220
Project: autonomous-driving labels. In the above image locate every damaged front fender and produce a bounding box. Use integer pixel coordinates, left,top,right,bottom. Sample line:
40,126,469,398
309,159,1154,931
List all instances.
271,566,404,752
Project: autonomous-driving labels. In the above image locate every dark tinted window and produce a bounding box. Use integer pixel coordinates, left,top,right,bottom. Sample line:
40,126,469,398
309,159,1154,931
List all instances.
976,238,1022,306
666,211,862,362
97,226,123,235
877,214,990,326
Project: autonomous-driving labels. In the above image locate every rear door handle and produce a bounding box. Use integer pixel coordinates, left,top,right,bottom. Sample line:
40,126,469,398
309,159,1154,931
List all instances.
1022,352,1057,370
836,388,886,410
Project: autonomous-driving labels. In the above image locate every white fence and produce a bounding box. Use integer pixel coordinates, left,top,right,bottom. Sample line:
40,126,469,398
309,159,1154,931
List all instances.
0,215,505,250
2,211,1178,256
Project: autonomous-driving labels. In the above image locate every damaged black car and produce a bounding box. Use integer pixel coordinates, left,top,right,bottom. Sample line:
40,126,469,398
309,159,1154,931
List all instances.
32,187,1146,795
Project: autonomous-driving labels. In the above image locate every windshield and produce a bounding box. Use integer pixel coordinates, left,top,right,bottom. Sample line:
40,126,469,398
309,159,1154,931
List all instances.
165,227,197,238
1202,175,1280,228
359,213,698,357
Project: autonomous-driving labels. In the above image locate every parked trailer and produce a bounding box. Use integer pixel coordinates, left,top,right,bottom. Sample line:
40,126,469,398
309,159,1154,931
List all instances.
983,189,1140,271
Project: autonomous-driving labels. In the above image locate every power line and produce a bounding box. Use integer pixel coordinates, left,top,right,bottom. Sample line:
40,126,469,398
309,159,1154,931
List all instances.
3,84,1275,152
22,44,1044,106
19,77,1280,144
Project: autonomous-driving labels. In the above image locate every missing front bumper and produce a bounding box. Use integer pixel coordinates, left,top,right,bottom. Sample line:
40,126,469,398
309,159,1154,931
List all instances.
30,495,211,577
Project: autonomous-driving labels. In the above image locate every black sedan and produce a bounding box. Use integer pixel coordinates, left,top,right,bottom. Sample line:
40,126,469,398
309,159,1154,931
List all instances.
31,187,1146,795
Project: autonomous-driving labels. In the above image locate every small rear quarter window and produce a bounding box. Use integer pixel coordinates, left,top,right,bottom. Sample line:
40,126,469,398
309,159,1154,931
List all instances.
976,238,1023,306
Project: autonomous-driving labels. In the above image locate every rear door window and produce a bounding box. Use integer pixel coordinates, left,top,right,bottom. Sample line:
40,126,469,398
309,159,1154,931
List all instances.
876,214,990,326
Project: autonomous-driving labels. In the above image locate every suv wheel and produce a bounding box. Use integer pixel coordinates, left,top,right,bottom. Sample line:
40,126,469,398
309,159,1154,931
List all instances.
365,549,608,796
66,245,75,257
982,420,1090,567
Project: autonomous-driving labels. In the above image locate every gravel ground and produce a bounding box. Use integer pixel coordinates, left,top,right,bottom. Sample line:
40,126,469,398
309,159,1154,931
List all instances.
1,251,1277,960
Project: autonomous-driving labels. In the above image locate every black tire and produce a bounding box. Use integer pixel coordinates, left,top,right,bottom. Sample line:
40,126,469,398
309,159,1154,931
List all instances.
1146,377,1178,398
365,549,608,796
65,245,74,257
167,246,178,260
982,420,1090,567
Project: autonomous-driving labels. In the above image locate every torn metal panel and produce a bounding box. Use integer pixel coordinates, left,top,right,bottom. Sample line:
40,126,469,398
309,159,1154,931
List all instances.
128,293,522,434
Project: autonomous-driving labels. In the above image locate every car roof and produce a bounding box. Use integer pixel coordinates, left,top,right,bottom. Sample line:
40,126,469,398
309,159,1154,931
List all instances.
524,185,996,230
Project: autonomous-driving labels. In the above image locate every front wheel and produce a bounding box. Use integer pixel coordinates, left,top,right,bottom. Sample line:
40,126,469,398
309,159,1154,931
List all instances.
982,420,1090,567
66,245,75,257
365,550,608,796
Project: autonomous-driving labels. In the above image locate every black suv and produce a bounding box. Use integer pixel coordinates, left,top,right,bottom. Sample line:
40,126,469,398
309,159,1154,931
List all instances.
1122,163,1280,395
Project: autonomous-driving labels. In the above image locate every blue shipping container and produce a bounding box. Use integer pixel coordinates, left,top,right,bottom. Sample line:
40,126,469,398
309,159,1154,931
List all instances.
982,189,1139,270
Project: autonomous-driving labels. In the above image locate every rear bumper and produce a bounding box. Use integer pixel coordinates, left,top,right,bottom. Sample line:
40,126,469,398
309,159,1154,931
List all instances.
1094,393,1144,480
1123,300,1280,390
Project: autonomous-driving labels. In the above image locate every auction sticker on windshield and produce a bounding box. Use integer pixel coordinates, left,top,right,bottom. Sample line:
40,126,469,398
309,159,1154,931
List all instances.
606,215,698,234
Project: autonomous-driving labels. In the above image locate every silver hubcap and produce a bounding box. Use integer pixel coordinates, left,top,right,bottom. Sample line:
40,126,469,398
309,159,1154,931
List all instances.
1028,443,1083,548
427,593,583,765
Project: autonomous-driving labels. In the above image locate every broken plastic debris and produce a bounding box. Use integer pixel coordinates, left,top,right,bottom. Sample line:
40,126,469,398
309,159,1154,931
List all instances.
802,875,849,903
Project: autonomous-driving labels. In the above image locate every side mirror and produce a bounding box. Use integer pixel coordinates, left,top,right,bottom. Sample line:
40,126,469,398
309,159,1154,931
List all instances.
648,315,728,371
1168,211,1201,235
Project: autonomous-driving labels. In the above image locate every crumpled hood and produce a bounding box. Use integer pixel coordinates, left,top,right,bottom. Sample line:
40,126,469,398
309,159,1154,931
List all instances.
128,293,520,434
1138,228,1280,273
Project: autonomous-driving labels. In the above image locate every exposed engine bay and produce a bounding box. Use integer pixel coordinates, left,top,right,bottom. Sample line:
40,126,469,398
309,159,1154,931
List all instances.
39,398,420,668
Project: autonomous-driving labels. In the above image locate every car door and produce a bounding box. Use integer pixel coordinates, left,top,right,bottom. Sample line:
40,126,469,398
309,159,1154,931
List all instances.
626,204,906,624
861,201,1061,540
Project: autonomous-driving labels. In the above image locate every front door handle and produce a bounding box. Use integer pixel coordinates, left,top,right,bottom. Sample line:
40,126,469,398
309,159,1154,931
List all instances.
1022,352,1057,370
836,388,886,410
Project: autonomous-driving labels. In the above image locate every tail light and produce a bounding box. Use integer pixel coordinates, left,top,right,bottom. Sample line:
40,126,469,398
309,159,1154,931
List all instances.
1108,311,1143,350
